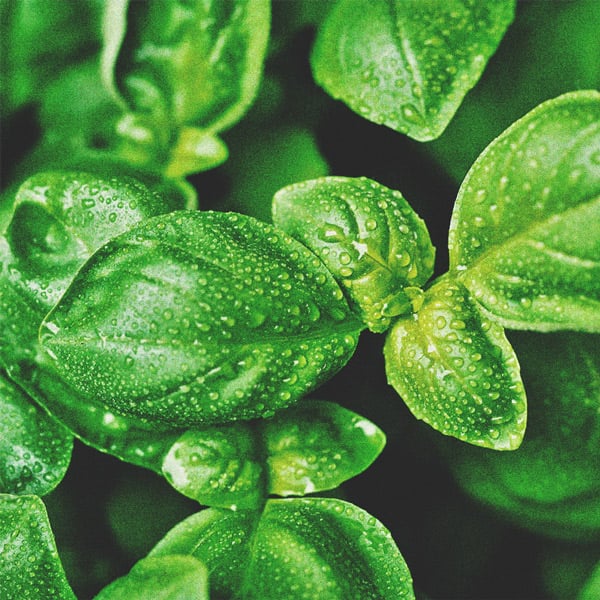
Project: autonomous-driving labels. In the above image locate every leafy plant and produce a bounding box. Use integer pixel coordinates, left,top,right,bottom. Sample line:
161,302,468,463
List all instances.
1,1,599,599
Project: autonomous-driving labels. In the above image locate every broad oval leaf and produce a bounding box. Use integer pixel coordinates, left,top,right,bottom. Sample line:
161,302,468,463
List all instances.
449,90,600,332
311,0,515,141
0,494,76,600
443,331,600,540
162,400,385,508
150,498,415,600
0,372,72,496
384,277,526,450
41,211,363,427
273,176,435,332
103,0,270,134
93,555,209,600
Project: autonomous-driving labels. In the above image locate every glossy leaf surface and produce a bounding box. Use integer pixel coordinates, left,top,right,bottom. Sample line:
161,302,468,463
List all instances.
104,0,270,133
93,555,209,600
150,498,415,600
162,400,385,508
384,278,526,450
444,331,600,540
311,0,515,140
273,176,435,332
0,494,75,600
0,372,72,496
449,90,600,332
41,211,362,427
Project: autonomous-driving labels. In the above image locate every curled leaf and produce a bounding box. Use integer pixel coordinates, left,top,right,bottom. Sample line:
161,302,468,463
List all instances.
273,176,435,332
0,372,72,496
384,277,526,449
0,494,76,600
449,90,600,332
311,0,515,140
41,211,362,427
150,498,415,600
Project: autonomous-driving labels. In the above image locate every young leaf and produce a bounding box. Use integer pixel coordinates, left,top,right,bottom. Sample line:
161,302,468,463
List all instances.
443,331,600,540
93,555,209,600
273,176,435,332
384,277,526,450
103,0,270,134
0,372,72,496
41,211,363,427
0,494,76,600
162,400,386,508
150,498,415,600
311,0,515,141
264,400,386,497
449,90,600,332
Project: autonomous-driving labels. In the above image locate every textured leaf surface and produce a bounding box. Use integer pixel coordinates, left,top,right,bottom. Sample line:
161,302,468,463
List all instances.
449,90,600,331
93,555,209,600
444,331,600,540
162,400,385,508
150,498,415,600
104,0,270,133
0,494,75,600
384,277,526,449
0,372,72,496
311,0,515,140
273,176,435,332
41,211,362,427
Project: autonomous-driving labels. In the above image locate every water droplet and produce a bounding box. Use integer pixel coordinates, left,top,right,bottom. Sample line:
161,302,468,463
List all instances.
401,104,425,125
318,224,346,243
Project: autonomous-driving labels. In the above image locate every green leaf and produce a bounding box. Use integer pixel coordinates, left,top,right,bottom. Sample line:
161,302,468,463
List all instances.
443,331,600,540
0,372,72,496
103,0,270,134
264,400,386,497
150,498,415,600
384,277,526,450
311,0,515,141
449,90,600,332
273,176,435,332
162,400,385,508
41,211,363,428
580,561,600,600
163,421,265,510
93,554,209,600
0,494,76,600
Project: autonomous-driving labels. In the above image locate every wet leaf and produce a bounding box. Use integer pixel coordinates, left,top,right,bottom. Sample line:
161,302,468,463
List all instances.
0,494,76,600
41,211,363,427
150,498,415,600
162,400,385,508
311,0,515,140
93,555,209,600
384,277,526,450
449,90,600,332
0,372,72,496
273,176,435,332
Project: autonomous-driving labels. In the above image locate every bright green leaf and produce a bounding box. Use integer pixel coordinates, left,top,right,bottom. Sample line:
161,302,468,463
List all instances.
0,494,76,600
163,422,265,510
580,560,600,600
384,277,526,450
264,400,386,497
103,0,270,134
444,331,600,540
0,372,72,496
41,211,363,427
273,176,435,332
449,90,600,332
93,554,209,600
150,498,415,600
162,400,385,508
311,0,515,141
